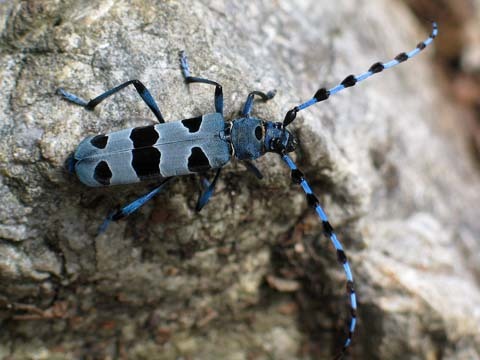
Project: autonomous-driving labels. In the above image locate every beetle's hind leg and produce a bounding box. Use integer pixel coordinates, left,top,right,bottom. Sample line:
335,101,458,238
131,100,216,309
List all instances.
179,51,224,115
195,163,259,212
57,79,166,123
196,168,222,211
241,90,276,117
242,160,263,179
98,177,174,233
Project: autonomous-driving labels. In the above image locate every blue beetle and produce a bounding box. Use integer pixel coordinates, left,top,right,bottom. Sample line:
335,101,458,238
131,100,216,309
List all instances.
66,96,296,187
58,23,437,357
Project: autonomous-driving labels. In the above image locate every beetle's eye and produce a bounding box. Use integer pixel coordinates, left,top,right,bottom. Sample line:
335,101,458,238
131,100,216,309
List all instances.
254,126,263,140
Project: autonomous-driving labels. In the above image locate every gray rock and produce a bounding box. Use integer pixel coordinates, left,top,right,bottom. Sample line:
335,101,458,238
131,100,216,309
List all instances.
0,1,479,359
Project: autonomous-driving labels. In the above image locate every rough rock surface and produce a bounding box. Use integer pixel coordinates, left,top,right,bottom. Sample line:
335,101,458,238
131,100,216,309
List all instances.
0,1,479,359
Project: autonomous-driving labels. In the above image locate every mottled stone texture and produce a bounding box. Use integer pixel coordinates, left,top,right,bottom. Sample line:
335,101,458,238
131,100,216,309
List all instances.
0,1,479,359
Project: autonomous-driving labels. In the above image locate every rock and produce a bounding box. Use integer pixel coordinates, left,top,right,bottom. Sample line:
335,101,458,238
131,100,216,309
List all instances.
0,1,479,359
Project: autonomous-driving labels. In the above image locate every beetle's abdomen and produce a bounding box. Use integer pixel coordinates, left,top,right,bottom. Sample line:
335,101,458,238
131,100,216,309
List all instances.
73,113,231,187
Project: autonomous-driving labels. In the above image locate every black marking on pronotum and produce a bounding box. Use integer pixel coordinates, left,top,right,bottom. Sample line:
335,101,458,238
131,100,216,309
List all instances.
254,126,263,140
181,116,203,133
368,62,384,74
341,74,357,88
94,161,112,185
130,125,159,148
395,52,409,63
132,148,161,180
188,147,211,172
90,134,108,149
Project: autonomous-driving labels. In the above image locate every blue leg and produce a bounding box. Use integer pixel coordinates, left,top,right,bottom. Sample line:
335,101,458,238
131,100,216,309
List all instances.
241,90,276,117
179,51,224,115
98,177,174,233
242,160,263,179
196,168,221,211
57,79,165,123
283,22,438,126
281,154,357,356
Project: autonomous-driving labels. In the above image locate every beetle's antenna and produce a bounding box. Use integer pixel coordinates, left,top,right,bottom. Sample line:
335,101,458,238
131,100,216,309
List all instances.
283,22,438,127
281,154,357,357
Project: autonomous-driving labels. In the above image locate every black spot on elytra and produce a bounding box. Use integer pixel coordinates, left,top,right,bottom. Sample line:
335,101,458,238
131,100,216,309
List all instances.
90,134,108,149
188,147,211,172
130,125,159,148
254,126,263,140
94,161,112,185
181,116,202,133
131,148,161,180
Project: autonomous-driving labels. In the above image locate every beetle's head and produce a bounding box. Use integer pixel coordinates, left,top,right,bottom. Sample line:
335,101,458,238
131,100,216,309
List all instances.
264,121,298,154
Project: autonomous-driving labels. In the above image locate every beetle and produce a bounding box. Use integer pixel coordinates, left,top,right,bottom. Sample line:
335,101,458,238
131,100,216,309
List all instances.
58,23,437,357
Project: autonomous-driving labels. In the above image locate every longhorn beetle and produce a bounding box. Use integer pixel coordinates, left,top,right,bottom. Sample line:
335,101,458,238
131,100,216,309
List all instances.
58,23,437,357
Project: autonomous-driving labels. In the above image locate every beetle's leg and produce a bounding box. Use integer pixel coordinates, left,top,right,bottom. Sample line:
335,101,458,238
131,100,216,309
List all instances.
242,160,263,179
98,177,174,233
282,22,438,127
57,79,165,123
241,90,276,117
196,168,221,211
281,154,356,357
179,51,223,115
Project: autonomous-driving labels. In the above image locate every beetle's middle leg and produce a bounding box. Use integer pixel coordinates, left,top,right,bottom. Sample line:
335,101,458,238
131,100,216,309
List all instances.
242,160,263,179
57,79,166,123
179,51,223,115
196,168,222,211
195,163,260,212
